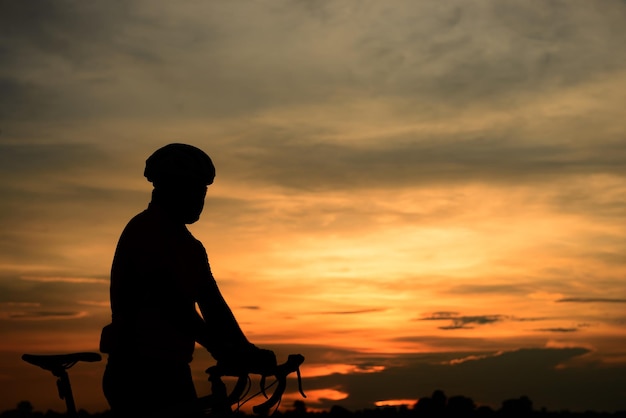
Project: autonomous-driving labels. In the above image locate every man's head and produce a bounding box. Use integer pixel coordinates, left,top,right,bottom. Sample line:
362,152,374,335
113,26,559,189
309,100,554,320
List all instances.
144,143,215,224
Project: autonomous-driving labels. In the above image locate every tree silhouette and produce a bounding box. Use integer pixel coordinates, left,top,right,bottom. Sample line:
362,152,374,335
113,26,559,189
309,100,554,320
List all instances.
500,395,533,417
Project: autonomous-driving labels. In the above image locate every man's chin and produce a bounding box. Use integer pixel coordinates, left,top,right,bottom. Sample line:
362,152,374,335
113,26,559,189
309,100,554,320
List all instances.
184,214,201,224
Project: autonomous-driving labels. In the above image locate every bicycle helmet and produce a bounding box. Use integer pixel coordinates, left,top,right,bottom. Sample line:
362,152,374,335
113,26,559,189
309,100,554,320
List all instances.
144,143,216,185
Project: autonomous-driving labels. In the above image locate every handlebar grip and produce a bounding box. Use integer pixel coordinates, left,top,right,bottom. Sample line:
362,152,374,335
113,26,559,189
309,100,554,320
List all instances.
252,374,287,415
228,375,250,405
252,354,306,415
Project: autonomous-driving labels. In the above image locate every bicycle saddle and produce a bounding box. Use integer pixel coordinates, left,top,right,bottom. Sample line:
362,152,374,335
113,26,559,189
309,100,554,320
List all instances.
22,352,102,372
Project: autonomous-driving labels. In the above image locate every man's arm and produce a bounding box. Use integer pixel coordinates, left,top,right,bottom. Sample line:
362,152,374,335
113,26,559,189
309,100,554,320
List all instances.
194,278,276,373
195,278,251,357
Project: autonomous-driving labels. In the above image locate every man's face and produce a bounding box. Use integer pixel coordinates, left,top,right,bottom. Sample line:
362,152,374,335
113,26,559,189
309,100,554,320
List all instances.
176,181,208,224
157,178,208,224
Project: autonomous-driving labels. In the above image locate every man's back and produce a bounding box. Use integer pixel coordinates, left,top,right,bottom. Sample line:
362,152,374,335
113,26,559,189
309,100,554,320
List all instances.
109,202,211,362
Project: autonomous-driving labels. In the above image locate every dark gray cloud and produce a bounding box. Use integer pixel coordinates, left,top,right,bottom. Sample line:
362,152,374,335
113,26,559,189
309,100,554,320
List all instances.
418,312,565,331
445,283,532,295
420,312,506,330
298,346,626,412
391,334,547,353
219,135,626,192
347,2,626,102
533,328,578,333
0,277,108,307
2,1,625,121
0,142,105,177
0,1,132,55
0,1,142,120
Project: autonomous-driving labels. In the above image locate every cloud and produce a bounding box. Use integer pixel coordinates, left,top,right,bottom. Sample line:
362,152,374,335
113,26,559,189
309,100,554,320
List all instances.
445,283,532,295
20,276,108,284
2,310,88,321
1,1,625,197
534,328,578,333
0,302,40,308
0,277,108,310
217,133,626,192
0,1,152,121
0,142,106,178
557,298,626,304
420,312,506,330
2,0,625,122
78,300,110,308
318,308,387,315
418,312,571,332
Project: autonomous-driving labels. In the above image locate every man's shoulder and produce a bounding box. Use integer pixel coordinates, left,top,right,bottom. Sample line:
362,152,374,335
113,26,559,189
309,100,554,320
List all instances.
122,209,154,232
182,226,207,252
116,208,165,246
121,210,206,248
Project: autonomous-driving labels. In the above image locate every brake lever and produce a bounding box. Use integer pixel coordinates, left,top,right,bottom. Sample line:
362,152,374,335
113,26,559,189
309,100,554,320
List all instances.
296,365,306,398
260,375,269,399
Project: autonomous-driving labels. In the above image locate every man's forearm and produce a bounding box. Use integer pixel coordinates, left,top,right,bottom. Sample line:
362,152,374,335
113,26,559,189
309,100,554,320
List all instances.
196,285,250,354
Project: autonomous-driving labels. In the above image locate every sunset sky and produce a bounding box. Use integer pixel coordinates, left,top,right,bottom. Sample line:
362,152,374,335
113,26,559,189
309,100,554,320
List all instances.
1,0,626,414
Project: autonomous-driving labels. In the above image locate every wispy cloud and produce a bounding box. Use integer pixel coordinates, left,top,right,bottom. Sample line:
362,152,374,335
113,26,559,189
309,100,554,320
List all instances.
78,300,110,307
319,308,387,315
557,298,626,304
420,312,506,330
418,312,561,331
20,276,108,284
534,327,579,333
0,302,40,308
2,310,88,320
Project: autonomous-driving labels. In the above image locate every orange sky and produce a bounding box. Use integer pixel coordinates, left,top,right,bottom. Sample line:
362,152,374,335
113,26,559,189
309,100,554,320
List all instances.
1,0,626,414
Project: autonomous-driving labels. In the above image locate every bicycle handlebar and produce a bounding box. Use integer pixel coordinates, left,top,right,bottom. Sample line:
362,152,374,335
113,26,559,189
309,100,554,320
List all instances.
200,353,306,415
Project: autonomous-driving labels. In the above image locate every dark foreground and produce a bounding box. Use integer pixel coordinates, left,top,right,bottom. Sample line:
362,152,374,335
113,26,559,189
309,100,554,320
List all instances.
3,392,626,418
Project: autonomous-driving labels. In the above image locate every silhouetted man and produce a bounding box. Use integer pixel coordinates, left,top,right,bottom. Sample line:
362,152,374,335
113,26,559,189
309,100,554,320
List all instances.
100,144,275,417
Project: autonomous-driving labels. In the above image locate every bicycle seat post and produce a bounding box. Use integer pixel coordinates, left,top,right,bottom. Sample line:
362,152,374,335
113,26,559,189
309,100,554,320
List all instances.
22,352,101,418
52,367,78,418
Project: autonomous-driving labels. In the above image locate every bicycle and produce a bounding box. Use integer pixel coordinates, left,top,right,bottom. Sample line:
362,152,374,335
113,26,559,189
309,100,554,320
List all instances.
22,351,305,417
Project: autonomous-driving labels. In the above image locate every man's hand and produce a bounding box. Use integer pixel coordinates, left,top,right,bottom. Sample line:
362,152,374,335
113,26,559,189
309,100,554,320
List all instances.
214,343,277,376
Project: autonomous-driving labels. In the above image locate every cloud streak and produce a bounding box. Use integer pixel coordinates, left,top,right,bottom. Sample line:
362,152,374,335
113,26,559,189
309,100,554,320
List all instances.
2,310,88,321
20,276,109,284
557,298,626,304
420,312,506,330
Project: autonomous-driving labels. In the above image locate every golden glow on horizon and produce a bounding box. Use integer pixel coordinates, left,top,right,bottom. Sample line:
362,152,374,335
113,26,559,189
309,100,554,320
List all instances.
375,399,419,408
300,363,386,378
285,388,349,404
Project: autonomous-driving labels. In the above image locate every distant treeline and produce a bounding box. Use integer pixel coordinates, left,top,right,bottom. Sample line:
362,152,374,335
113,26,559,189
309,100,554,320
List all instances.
3,391,626,418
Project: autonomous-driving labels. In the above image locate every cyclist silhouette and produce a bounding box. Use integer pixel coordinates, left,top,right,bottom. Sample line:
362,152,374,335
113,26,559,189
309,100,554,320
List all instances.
100,144,276,418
